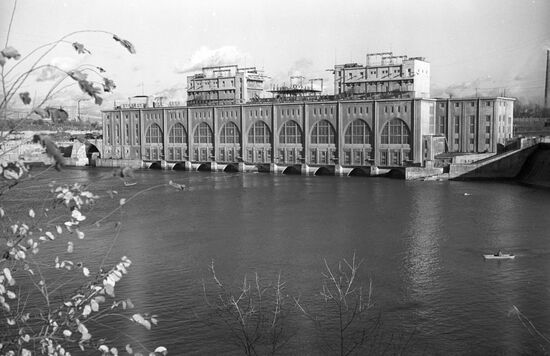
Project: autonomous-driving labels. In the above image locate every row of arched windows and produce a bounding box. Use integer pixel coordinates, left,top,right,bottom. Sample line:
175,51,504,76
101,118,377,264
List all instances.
144,119,410,146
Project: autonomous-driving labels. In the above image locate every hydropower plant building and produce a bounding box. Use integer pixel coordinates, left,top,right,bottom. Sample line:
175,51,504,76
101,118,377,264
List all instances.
101,52,515,175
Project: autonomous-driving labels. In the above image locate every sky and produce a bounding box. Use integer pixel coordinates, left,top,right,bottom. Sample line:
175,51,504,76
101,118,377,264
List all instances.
1,0,549,120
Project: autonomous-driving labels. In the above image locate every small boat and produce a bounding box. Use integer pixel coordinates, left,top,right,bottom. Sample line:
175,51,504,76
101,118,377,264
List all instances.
483,253,515,260
124,181,137,186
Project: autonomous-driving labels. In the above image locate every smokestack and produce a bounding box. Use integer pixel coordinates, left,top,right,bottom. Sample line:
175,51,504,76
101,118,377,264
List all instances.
545,49,550,108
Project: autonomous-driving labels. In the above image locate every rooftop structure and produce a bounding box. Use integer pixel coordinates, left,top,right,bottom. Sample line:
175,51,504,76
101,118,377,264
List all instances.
186,65,264,106
333,52,430,99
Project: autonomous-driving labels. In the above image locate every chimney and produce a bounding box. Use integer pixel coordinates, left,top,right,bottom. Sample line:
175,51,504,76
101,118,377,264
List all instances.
545,49,550,108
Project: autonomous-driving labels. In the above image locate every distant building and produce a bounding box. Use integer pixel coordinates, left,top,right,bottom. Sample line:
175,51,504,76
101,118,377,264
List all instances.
333,52,430,99
186,65,264,106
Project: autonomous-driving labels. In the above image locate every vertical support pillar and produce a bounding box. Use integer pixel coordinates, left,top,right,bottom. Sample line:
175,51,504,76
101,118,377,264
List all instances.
303,103,309,165
187,108,193,162
373,101,379,166
336,101,343,169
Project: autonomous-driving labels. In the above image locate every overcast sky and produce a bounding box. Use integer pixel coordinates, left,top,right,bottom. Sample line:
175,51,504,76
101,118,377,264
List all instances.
1,0,549,118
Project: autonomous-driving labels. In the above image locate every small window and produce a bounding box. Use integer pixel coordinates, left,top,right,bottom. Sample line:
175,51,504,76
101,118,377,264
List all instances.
486,102,491,107
455,103,460,108
471,102,475,107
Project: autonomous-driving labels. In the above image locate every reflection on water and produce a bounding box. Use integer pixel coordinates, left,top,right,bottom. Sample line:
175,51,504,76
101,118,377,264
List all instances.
7,168,550,354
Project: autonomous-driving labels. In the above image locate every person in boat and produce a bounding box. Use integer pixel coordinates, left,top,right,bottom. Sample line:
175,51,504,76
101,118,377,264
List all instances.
495,250,503,257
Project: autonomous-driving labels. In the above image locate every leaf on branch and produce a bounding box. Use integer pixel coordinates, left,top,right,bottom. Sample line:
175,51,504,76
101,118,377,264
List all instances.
125,344,133,354
68,70,87,82
132,314,151,330
0,52,5,66
72,42,91,54
29,209,35,218
83,267,90,277
105,283,115,297
82,304,91,317
113,34,136,54
63,329,72,337
32,135,65,171
76,229,85,239
67,241,74,253
77,79,103,105
97,66,106,73
19,92,31,105
103,77,116,92
154,346,167,355
2,161,27,180
1,46,21,60
0,207,4,217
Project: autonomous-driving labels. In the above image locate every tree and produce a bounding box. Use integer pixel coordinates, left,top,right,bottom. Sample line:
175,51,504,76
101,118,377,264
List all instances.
0,2,169,354
201,261,295,355
294,254,382,355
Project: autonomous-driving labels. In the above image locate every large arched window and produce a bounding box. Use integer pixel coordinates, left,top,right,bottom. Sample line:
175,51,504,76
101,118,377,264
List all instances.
194,122,213,144
345,119,371,144
168,123,187,144
381,119,410,145
279,120,302,144
145,124,163,144
310,120,335,144
220,122,240,144
248,121,271,144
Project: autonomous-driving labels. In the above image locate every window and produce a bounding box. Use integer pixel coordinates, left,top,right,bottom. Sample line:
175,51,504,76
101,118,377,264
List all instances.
470,116,476,134
145,124,163,144
220,122,240,144
194,122,213,144
486,115,491,122
248,121,271,144
485,126,491,134
470,102,475,107
454,116,460,133
279,121,302,144
344,120,371,144
486,102,491,107
437,116,445,135
381,119,410,145
168,123,187,144
455,103,460,108
310,120,335,144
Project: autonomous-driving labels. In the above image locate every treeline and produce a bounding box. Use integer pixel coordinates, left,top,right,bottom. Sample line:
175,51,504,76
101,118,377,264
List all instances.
514,101,550,118
0,118,101,132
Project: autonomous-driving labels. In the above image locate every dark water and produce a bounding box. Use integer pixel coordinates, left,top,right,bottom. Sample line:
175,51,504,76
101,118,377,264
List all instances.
7,167,550,355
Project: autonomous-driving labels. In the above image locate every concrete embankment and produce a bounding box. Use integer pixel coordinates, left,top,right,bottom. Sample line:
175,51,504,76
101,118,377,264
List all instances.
516,143,550,188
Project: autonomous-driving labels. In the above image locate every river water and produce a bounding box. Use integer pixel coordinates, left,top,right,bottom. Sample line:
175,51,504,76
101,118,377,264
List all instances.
6,167,550,355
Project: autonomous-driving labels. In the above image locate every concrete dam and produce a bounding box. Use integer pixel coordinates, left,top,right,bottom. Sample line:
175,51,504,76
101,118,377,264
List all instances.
516,143,550,188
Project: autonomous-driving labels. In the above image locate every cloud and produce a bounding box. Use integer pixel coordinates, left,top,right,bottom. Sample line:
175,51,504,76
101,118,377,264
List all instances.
153,83,187,102
431,76,499,98
287,58,314,77
35,57,82,82
174,46,250,74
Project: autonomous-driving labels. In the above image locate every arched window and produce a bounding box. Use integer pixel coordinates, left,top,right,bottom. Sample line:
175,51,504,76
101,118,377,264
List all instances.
168,123,187,144
220,122,240,144
194,122,213,144
145,124,163,144
345,119,371,144
248,121,271,144
381,119,410,145
310,120,335,144
279,120,302,144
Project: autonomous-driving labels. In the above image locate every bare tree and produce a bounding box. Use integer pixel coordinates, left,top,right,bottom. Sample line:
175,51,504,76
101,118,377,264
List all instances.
202,261,295,355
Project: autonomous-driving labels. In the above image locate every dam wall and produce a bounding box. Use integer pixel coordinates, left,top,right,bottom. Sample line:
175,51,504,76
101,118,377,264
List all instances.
516,143,550,188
